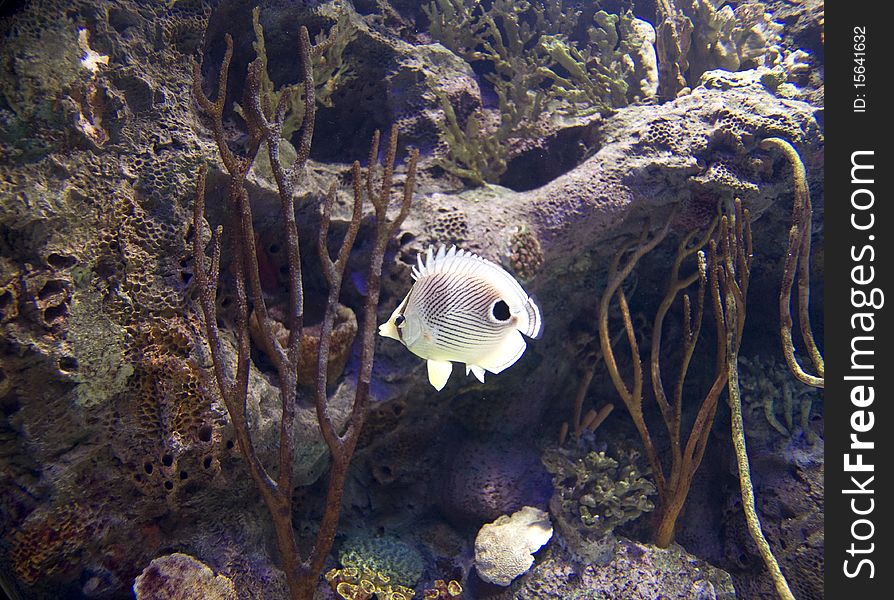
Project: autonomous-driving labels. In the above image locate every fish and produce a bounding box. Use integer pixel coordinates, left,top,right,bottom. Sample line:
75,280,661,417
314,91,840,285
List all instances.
378,245,542,391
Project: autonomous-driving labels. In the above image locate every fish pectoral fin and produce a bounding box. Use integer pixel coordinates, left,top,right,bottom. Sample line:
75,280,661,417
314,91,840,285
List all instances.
465,364,486,383
476,330,528,374
427,359,454,391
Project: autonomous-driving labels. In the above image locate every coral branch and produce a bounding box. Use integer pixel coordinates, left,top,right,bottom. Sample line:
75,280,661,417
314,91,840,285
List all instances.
651,216,726,548
309,125,418,577
192,168,277,503
759,137,824,388
563,319,626,443
598,221,672,498
596,204,730,549
655,0,690,101
585,404,615,432
192,18,416,599
715,200,794,600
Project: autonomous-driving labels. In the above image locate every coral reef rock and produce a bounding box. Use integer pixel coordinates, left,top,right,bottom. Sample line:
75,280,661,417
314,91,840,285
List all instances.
133,553,236,600
516,538,736,600
439,438,553,527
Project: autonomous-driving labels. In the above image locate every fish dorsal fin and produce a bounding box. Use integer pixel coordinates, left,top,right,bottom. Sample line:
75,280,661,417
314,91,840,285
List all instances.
411,245,542,340
465,364,486,383
412,245,516,289
413,245,459,280
427,359,454,391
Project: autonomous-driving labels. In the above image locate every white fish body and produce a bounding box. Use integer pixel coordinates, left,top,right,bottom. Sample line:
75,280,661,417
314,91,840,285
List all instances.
378,245,542,391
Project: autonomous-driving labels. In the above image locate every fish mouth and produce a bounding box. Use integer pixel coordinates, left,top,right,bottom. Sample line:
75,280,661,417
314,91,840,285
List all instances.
378,320,400,341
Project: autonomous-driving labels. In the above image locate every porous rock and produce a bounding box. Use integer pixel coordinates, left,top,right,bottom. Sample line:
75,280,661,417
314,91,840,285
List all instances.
438,439,553,527
515,538,736,600
133,553,236,600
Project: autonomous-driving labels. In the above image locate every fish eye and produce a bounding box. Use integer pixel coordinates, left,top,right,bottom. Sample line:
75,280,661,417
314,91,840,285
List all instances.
395,315,405,327
491,300,511,321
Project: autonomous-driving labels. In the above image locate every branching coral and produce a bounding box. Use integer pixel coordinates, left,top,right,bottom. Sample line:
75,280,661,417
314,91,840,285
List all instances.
542,442,656,558
424,0,657,184
191,19,417,600
237,7,357,143
538,10,658,112
424,0,549,184
713,200,795,600
655,0,787,99
738,355,820,442
592,164,801,596
596,210,728,548
759,137,823,389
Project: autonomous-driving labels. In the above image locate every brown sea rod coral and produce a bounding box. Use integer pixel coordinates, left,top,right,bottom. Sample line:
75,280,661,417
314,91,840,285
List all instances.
191,22,417,600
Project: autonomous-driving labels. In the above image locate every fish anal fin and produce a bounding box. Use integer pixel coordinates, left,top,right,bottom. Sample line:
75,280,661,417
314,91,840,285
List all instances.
465,364,486,383
427,359,454,391
476,330,528,374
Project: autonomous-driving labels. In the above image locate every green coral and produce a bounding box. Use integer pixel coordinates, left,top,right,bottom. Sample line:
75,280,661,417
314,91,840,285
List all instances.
545,445,656,536
325,566,415,600
237,6,357,141
425,0,550,184
538,10,655,113
542,440,656,563
0,15,88,159
337,535,424,588
432,89,511,186
424,0,656,184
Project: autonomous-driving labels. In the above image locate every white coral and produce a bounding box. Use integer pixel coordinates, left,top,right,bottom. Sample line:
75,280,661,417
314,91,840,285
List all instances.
474,506,553,586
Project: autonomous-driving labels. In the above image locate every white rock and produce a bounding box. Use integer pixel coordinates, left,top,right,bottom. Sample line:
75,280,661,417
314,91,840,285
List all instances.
474,506,553,586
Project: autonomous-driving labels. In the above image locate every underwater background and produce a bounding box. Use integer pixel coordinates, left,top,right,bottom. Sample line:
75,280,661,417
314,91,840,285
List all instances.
0,1,823,599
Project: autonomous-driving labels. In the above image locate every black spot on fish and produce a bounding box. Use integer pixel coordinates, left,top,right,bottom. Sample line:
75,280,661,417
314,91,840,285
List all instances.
492,300,511,321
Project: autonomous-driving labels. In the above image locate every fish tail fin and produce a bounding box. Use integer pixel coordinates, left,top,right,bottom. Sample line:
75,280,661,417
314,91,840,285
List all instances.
518,295,543,339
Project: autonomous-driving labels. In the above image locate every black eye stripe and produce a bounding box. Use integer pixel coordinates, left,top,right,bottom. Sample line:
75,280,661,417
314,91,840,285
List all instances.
395,315,405,326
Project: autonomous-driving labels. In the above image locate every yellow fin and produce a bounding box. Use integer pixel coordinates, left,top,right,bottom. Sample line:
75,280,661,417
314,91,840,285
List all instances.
427,359,453,391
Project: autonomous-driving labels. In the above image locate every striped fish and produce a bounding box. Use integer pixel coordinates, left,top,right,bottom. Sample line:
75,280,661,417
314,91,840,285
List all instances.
379,245,542,391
